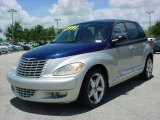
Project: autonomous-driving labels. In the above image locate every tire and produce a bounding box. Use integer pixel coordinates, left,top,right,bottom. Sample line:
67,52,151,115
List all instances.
141,57,153,80
78,68,107,108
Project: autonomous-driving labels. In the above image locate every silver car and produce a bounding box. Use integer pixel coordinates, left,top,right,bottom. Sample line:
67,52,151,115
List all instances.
0,46,3,54
3,43,14,52
0,44,9,53
7,19,153,108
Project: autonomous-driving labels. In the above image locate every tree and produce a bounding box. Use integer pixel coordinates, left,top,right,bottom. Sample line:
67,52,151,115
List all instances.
47,26,56,40
5,22,23,43
34,24,44,42
14,22,23,42
149,21,160,37
57,28,63,35
5,22,57,43
5,25,12,39
23,28,30,42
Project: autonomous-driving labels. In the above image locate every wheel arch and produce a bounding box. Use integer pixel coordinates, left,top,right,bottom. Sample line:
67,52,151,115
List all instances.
147,53,153,62
84,64,109,89
142,52,153,70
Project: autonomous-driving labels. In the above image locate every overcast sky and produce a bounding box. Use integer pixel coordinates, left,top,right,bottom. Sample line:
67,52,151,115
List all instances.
0,0,160,32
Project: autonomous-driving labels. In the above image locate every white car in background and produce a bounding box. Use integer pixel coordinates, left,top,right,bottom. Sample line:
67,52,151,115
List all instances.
12,45,23,51
2,43,14,52
0,46,3,54
0,45,8,54
148,38,156,41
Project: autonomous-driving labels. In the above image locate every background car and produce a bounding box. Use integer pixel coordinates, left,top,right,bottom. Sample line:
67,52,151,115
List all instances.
18,43,33,50
2,43,14,52
148,37,160,53
148,38,156,41
29,42,39,47
0,46,3,54
0,43,9,53
12,45,23,51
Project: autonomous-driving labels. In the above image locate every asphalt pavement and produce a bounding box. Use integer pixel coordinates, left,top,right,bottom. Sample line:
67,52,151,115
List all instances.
0,52,160,120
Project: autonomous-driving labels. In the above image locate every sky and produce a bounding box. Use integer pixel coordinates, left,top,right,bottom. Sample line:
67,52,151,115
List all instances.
0,0,160,33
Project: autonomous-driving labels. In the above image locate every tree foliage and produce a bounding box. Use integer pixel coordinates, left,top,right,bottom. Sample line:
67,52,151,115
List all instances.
149,21,160,37
5,22,23,43
5,22,56,43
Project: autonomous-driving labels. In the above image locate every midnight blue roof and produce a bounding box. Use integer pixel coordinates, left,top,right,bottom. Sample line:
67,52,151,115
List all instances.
22,19,138,60
73,19,137,25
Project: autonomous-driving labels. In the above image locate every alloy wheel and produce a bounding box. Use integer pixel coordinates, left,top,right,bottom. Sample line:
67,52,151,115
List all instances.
88,73,105,104
146,58,153,78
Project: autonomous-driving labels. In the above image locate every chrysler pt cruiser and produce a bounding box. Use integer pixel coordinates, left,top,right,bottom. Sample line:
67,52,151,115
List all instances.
7,19,153,108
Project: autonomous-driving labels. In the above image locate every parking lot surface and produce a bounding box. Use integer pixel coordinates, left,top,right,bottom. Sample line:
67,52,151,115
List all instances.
0,52,160,120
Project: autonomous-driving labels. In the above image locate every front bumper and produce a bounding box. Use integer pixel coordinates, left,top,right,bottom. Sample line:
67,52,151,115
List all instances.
7,71,80,103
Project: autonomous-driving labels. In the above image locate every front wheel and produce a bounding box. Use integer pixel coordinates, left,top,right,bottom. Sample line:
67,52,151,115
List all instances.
141,57,153,80
78,69,107,108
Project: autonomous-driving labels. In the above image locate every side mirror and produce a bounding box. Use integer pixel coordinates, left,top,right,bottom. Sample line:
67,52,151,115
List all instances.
112,35,127,45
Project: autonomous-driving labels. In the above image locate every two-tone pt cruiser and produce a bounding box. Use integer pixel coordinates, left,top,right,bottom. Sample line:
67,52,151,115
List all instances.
7,19,153,108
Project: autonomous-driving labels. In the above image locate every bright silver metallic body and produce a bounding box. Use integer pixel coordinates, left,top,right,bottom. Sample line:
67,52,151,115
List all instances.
7,41,153,103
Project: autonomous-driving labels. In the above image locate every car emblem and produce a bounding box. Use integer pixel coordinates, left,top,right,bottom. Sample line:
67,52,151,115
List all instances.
24,58,37,61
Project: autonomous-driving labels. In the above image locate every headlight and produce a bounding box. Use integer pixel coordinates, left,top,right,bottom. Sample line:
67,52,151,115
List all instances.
53,63,84,76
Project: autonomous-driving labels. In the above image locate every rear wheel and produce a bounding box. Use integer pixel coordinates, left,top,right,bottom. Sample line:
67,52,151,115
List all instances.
141,57,153,80
78,68,107,108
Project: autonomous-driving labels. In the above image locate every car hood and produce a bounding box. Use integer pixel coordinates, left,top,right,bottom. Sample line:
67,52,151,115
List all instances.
22,42,108,60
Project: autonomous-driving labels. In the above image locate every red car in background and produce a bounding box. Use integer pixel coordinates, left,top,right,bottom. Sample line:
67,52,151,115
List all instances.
148,38,160,53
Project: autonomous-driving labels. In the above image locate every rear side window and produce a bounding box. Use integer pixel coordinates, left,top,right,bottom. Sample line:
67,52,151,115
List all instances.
125,22,141,40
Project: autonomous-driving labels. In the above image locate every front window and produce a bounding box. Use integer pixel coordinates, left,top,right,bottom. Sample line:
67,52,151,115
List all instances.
52,23,108,43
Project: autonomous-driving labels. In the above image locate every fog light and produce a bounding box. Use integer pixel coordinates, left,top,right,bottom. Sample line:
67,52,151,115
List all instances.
57,92,67,97
45,92,67,99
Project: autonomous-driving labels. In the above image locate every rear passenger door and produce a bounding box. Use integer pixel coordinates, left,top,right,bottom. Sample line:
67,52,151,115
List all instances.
125,22,147,71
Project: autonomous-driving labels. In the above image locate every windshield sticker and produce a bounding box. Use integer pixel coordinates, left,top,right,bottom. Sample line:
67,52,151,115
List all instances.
63,25,79,31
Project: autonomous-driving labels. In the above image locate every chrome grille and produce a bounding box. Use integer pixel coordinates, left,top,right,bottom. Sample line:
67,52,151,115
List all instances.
16,59,47,78
15,87,35,98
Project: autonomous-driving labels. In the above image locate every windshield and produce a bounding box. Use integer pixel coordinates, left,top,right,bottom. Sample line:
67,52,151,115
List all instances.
52,23,108,43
